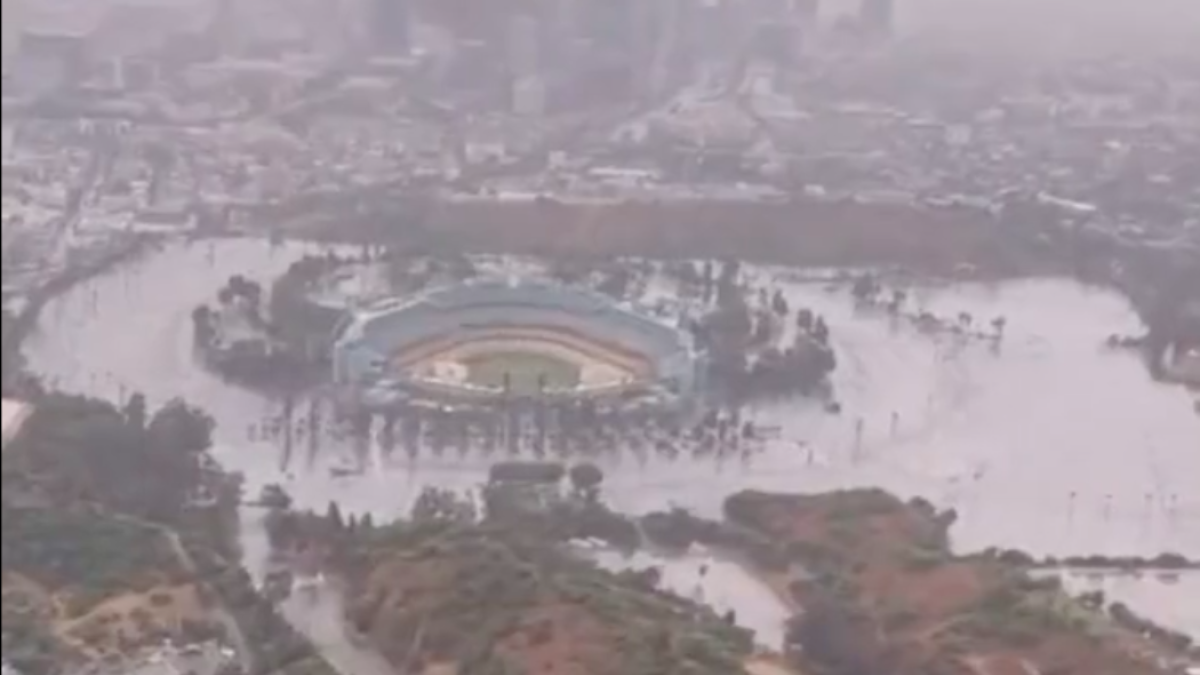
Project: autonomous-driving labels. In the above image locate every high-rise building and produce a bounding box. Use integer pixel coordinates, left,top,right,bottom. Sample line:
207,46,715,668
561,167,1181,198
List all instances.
631,0,666,63
10,31,86,95
370,0,410,56
512,75,546,115
860,0,892,35
506,14,539,77
684,0,738,64
755,20,801,67
791,0,818,23
552,0,579,38
2,0,22,69
210,0,243,56
581,0,637,53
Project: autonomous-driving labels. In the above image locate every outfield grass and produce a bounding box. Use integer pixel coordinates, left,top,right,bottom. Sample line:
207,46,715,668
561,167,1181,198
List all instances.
462,351,582,394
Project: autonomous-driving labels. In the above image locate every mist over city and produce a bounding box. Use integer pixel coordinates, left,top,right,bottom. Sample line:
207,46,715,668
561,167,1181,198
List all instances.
2,1,1198,674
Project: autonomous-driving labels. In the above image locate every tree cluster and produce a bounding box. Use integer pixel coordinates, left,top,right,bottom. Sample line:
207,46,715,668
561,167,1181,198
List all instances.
3,392,216,526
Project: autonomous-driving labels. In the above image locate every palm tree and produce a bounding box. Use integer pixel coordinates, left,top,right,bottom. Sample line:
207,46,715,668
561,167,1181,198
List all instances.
991,316,1007,338
192,305,214,346
957,312,973,331
569,462,604,502
851,274,878,303
796,308,814,333
124,392,148,432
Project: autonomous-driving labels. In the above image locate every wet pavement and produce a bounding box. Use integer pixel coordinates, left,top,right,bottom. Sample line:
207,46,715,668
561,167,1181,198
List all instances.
23,238,1199,639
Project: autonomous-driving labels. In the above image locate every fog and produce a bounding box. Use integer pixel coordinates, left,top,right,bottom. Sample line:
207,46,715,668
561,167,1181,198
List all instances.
10,0,1200,60
825,0,1200,58
3,0,1198,670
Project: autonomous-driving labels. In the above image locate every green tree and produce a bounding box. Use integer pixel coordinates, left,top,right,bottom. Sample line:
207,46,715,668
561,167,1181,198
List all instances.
123,392,148,432
326,502,345,530
147,398,214,455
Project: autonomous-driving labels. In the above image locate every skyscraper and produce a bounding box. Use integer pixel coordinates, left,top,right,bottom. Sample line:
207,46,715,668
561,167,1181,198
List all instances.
791,0,818,24
507,14,539,77
755,20,801,67
860,0,893,36
512,76,546,116
553,0,580,39
370,0,410,56
210,0,243,56
581,0,636,54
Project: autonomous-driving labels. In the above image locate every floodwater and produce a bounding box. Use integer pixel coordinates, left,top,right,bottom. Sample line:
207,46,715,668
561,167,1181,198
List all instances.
236,508,397,675
629,268,1199,560
23,238,1199,640
1054,570,1200,641
577,543,792,650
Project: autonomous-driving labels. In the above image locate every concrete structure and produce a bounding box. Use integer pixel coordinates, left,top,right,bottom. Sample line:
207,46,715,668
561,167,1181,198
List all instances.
1,398,32,449
332,277,701,411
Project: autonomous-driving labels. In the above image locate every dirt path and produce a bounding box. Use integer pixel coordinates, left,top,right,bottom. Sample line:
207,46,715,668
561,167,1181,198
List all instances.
161,528,254,673
744,656,805,675
109,512,254,674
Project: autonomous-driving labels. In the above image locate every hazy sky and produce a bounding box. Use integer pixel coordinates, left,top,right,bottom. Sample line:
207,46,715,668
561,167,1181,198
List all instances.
4,0,1199,65
824,0,1200,59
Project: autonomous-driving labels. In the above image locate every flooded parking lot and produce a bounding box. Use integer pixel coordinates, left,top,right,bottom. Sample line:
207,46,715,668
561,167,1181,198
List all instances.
22,238,1198,637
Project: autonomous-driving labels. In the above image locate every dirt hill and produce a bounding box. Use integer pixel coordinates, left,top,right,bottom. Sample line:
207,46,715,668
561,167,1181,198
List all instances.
724,489,1193,675
344,522,759,675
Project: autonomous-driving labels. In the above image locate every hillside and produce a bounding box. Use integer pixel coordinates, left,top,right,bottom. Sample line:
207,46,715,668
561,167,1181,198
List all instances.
724,489,1194,675
1,391,334,675
1,393,225,670
342,521,760,675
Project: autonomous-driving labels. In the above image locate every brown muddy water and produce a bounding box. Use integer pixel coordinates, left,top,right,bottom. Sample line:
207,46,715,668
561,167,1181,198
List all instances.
23,238,1198,642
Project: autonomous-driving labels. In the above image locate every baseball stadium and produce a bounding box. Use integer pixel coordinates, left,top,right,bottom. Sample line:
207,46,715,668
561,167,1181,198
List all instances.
331,277,702,411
